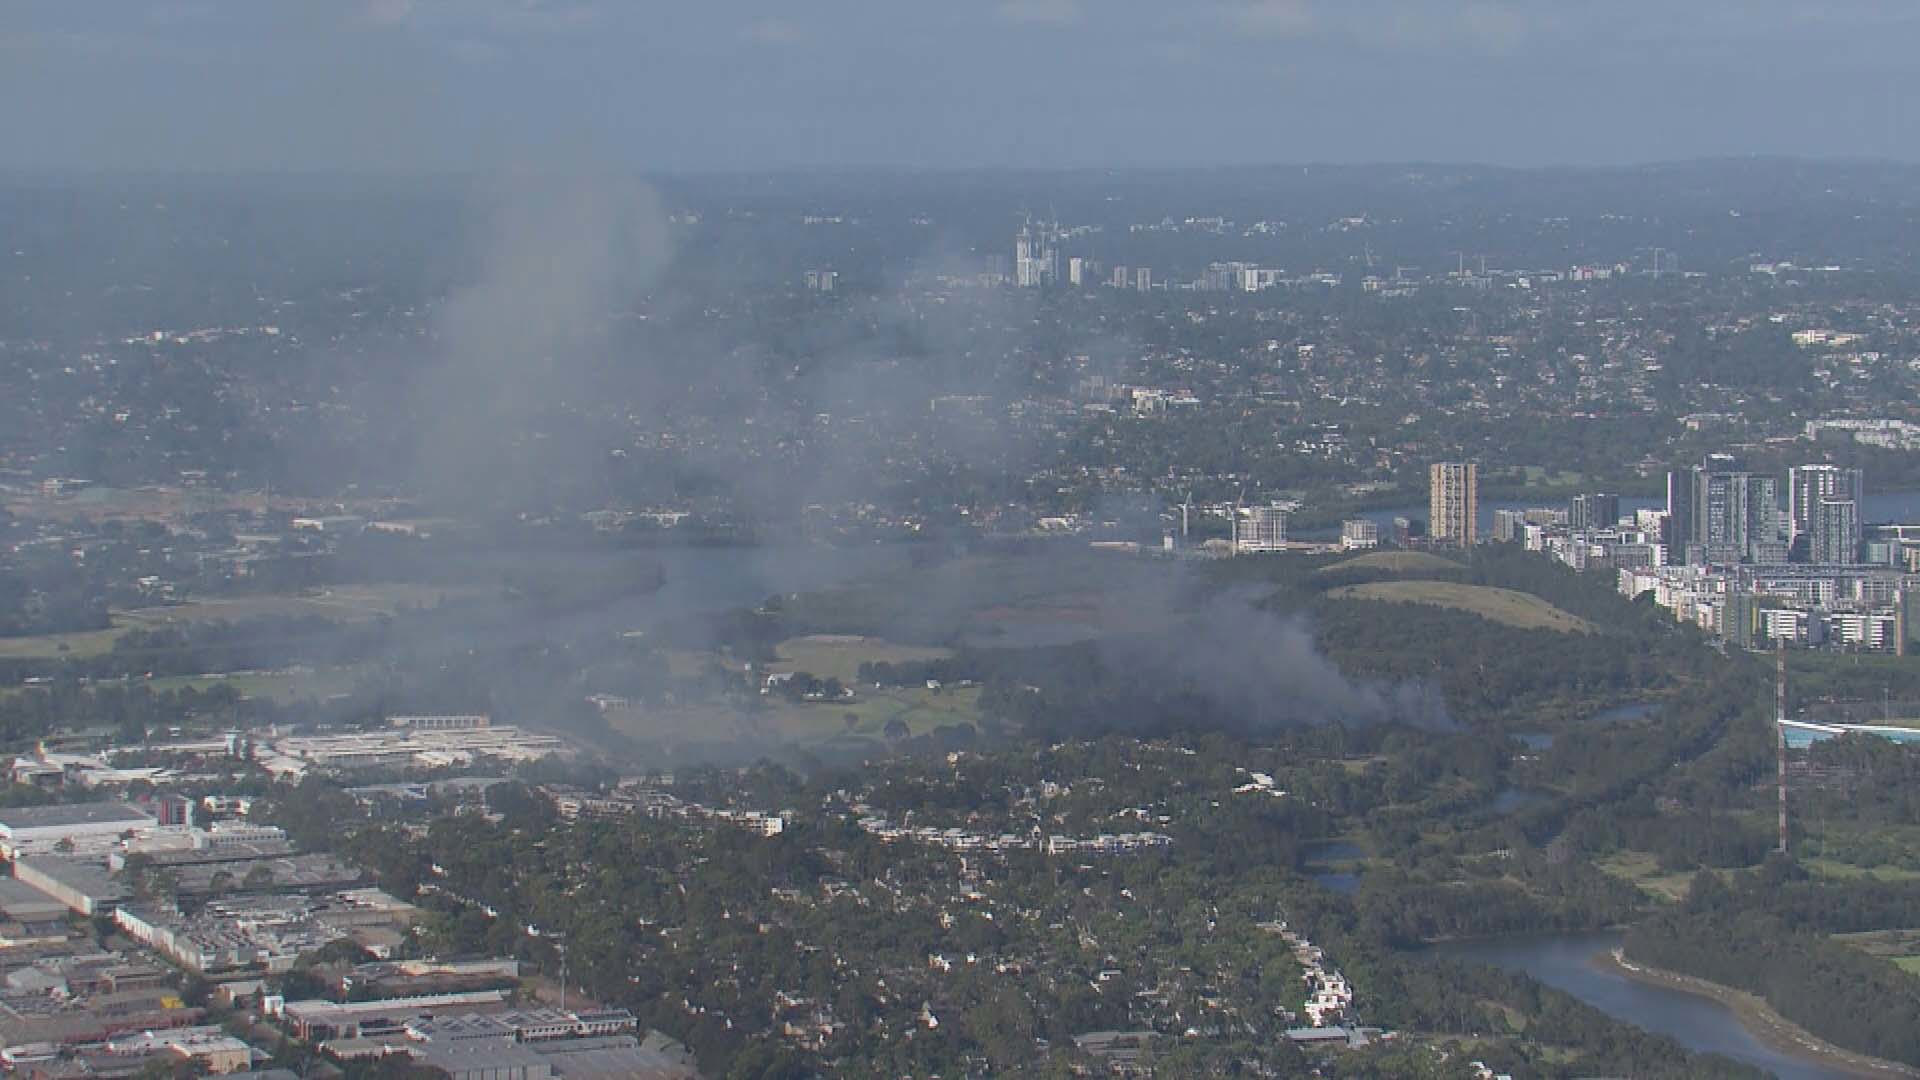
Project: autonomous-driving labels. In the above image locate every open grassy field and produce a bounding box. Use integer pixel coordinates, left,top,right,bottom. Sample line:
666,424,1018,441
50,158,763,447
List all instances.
774,684,982,739
1832,929,1920,979
766,635,952,684
126,584,478,624
605,684,982,747
0,624,128,660
1326,580,1594,634
1595,851,1705,903
781,552,1180,645
1804,857,1920,883
140,665,367,703
0,584,483,661
1320,551,1464,576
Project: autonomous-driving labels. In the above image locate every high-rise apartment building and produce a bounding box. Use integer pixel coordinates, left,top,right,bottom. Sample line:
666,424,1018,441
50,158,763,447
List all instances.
1233,504,1289,554
1429,462,1478,547
1681,456,1779,564
1809,496,1861,565
1789,464,1863,559
1569,493,1621,532
1696,468,1778,564
1665,469,1694,561
1014,219,1059,288
1339,519,1379,551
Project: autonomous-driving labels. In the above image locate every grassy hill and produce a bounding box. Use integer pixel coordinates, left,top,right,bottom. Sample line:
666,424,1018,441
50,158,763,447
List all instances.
1327,579,1595,634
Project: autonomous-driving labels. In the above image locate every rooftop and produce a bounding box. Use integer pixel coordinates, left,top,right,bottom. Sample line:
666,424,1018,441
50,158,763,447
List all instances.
0,803,155,833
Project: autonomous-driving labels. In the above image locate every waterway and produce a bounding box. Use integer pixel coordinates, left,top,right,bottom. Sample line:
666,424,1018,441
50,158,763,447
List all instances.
1590,701,1660,725
1490,787,1549,814
1430,932,1846,1079
1512,698,1661,753
1303,841,1365,895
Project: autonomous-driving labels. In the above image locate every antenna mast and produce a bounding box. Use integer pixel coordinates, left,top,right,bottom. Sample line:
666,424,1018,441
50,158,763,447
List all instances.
1776,642,1789,855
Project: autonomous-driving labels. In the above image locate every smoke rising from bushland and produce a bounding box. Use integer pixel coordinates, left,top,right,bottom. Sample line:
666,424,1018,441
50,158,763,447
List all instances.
410,173,672,511
1100,587,1453,732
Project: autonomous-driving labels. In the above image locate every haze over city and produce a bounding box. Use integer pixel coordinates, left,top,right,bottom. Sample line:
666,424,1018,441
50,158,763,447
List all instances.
4,3,1920,1078
6,1,1920,171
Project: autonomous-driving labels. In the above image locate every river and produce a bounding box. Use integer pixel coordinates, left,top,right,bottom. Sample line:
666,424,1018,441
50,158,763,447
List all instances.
1430,932,1846,1079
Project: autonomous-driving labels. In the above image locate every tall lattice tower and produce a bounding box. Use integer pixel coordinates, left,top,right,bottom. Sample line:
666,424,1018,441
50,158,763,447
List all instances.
1776,643,1789,855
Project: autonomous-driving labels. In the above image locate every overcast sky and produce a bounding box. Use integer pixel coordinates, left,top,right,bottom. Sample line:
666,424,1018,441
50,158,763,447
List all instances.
5,1,1918,173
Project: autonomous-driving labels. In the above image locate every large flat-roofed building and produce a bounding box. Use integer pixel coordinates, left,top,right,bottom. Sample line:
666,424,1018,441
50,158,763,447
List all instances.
388,715,491,731
13,856,127,916
0,802,155,859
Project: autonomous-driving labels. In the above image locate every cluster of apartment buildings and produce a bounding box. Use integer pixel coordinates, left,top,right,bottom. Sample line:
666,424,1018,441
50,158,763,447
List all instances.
1464,456,1919,652
1610,459,1920,650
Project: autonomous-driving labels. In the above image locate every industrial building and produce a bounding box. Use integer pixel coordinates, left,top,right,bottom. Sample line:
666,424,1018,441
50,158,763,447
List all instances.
0,803,156,859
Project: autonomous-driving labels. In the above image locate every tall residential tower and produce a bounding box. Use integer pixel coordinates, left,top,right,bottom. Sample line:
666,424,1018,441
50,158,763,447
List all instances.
1789,464,1863,562
1428,462,1478,547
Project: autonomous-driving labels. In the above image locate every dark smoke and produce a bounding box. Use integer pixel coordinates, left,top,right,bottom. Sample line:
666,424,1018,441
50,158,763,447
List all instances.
1101,587,1454,731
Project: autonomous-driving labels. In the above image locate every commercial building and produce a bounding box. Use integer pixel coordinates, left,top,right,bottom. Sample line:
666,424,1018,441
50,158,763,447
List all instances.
388,714,491,731
0,803,156,859
13,857,126,917
1339,519,1379,551
273,991,511,1041
261,725,564,777
1428,462,1478,547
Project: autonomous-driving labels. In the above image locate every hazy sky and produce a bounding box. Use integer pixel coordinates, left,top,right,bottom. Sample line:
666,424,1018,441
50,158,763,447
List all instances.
5,1,1918,172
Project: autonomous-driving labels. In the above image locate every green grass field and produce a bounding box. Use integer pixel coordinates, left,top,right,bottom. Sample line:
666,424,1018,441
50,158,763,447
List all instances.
140,665,366,703
1595,851,1704,902
766,635,952,684
0,623,128,660
1327,580,1594,634
607,684,982,747
1320,551,1464,576
775,684,982,739
780,553,1178,644
0,584,482,660
1804,857,1920,883
1833,929,1920,978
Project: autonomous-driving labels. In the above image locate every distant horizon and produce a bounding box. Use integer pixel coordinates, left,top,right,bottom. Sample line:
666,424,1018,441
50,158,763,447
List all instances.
4,154,1920,184
8,3,1919,174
